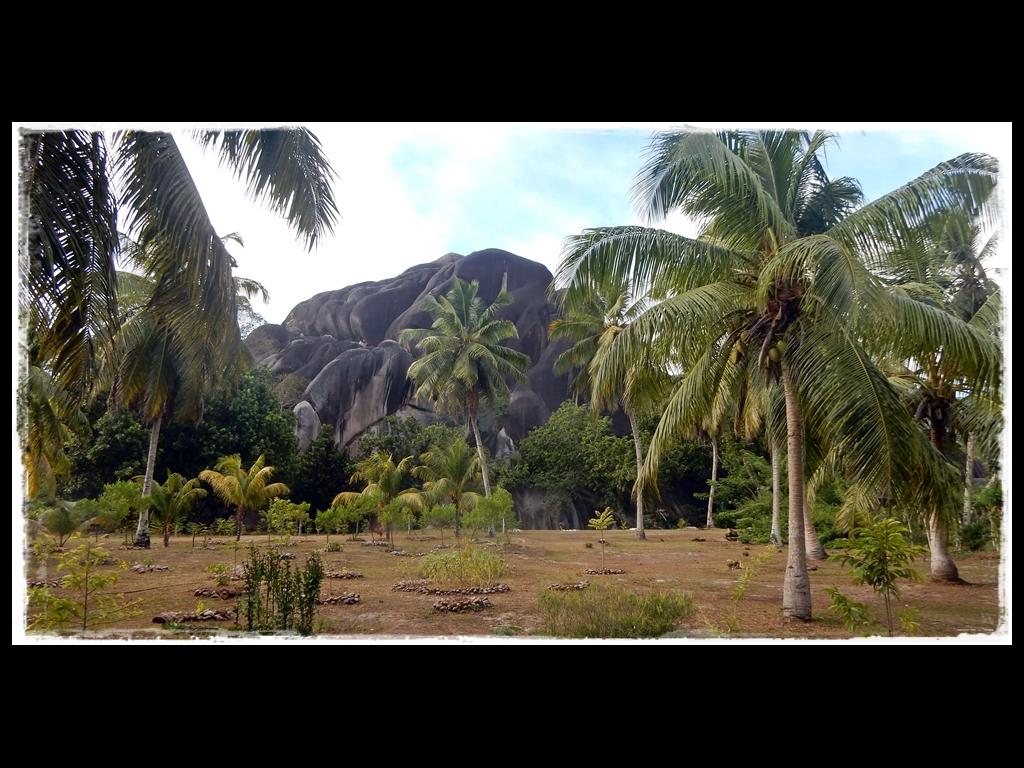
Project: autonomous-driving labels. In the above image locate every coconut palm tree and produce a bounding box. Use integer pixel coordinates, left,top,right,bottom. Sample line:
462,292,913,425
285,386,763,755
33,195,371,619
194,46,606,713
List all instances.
399,277,531,499
145,471,208,547
877,211,1003,579
200,454,289,540
19,128,337,509
332,452,422,541
412,437,485,538
556,129,997,620
550,278,669,539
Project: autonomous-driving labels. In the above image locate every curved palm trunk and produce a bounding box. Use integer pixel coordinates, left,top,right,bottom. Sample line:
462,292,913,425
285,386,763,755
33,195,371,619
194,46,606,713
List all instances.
627,410,646,540
963,432,974,526
705,435,718,529
928,425,960,581
781,367,811,621
133,414,162,548
769,440,782,545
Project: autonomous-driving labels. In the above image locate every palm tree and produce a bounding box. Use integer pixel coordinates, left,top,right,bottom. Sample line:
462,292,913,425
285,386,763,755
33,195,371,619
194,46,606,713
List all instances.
412,437,485,538
332,452,422,543
879,210,1002,580
19,128,337,507
550,278,668,539
556,129,997,620
199,454,290,540
399,277,531,499
145,471,208,547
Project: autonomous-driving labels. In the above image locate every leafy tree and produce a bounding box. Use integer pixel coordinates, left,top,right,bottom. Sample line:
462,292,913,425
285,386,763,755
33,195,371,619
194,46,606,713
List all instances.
399,277,531,499
37,501,92,547
262,498,312,539
588,507,616,570
838,518,926,636
378,498,414,549
200,454,290,540
60,408,149,499
472,487,517,540
289,425,351,511
422,503,456,546
507,402,635,513
555,129,996,620
315,506,344,546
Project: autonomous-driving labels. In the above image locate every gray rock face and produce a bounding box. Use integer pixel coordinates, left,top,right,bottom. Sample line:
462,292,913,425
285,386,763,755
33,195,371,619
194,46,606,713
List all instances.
247,249,571,456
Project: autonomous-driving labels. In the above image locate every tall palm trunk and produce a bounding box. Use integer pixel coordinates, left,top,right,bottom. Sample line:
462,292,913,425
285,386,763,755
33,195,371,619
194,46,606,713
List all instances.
469,405,495,537
133,413,162,548
627,410,646,540
804,501,828,560
235,506,244,541
705,435,718,529
963,432,975,526
781,367,811,621
769,440,782,545
927,425,960,581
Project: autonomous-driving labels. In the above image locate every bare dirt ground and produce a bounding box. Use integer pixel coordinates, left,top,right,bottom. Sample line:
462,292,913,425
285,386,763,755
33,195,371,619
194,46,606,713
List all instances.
21,528,1004,640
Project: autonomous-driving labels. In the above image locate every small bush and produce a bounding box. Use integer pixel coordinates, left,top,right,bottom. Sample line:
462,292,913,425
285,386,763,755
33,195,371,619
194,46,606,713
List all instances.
325,541,342,553
825,586,874,631
418,545,509,587
539,584,694,638
960,521,991,551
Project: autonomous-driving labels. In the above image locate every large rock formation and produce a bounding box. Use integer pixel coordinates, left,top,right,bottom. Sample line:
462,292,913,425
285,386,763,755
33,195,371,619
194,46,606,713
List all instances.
246,249,571,454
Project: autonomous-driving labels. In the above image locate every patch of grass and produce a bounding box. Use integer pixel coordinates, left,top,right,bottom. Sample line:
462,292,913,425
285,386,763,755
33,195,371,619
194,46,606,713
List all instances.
418,545,509,587
539,584,694,638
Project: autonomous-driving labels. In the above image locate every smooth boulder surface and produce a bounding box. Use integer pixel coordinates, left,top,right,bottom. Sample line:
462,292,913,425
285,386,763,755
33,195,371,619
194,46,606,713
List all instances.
247,249,572,454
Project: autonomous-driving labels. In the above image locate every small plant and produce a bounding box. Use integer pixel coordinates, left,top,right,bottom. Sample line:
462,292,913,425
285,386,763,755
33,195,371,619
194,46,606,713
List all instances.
824,586,875,632
378,498,414,550
207,563,231,587
539,584,693,638
419,545,509,587
472,487,517,541
186,522,203,548
704,548,775,635
837,518,926,637
587,507,616,570
27,535,141,632
325,541,342,553
897,607,920,635
315,506,344,547
214,518,236,537
241,548,324,635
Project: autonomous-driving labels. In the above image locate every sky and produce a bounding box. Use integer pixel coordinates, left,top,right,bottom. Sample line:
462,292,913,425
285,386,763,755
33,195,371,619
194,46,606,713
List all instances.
165,122,1012,325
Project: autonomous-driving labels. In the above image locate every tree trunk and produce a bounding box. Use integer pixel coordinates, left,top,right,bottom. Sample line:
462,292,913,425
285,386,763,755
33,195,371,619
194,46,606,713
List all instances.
927,425,960,581
770,440,782,545
781,367,811,621
235,506,244,541
133,413,162,548
804,500,828,560
963,432,975,526
705,435,718,528
470,407,495,537
627,410,646,540
163,524,170,548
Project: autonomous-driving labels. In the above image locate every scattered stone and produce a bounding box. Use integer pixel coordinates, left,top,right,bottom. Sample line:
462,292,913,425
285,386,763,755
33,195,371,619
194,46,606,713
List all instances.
392,580,511,595
277,552,296,560
362,540,390,547
548,581,589,591
584,568,625,575
119,544,148,550
229,566,245,581
28,578,62,588
432,597,493,613
193,587,240,599
691,537,706,542
742,551,750,557
584,542,593,548
325,570,364,579
130,563,170,573
390,550,425,557
153,609,232,624
809,565,818,571
724,530,739,541
318,593,361,605
727,560,741,569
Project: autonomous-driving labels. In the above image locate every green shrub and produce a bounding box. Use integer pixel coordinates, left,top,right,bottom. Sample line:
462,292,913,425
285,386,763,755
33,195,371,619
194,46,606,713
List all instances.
418,545,509,587
539,585,694,638
960,520,991,551
325,541,342,553
824,586,875,631
242,548,324,635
